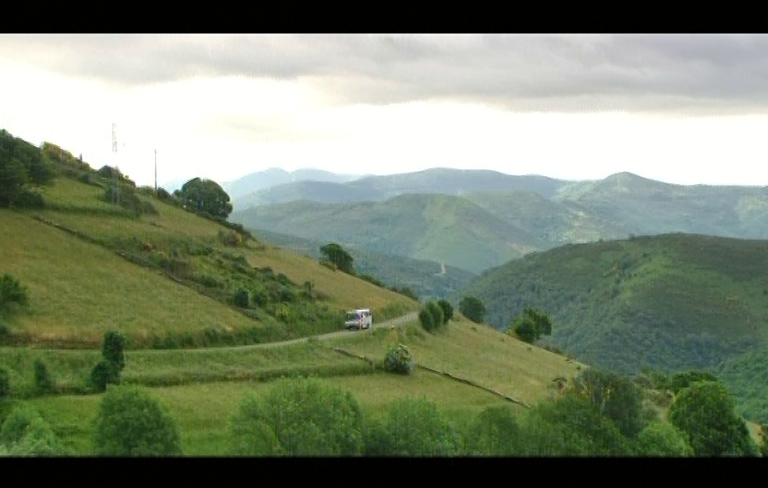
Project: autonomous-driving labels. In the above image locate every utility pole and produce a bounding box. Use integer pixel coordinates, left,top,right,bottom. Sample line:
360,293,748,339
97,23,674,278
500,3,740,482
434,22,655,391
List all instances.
154,149,157,195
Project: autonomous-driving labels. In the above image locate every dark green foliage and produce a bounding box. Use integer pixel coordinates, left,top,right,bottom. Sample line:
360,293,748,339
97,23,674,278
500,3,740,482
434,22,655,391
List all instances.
33,359,54,394
670,370,718,394
0,273,29,311
102,330,126,372
89,360,119,392
760,425,768,457
437,299,453,323
635,420,694,456
667,381,758,456
0,405,66,456
391,286,419,301
174,177,233,219
229,376,364,456
459,295,486,323
0,366,9,400
93,385,182,456
233,288,250,308
464,405,522,456
320,242,354,274
384,344,414,375
518,392,633,456
0,130,54,208
571,368,645,438
373,396,460,456
418,308,435,331
509,307,553,344
103,184,158,216
426,301,444,330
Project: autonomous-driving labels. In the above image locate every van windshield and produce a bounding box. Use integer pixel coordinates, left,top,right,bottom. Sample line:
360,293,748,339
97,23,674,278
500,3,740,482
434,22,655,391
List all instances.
345,312,359,321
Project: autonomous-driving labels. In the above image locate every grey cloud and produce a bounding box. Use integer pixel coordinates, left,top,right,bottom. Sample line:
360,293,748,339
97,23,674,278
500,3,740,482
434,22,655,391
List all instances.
3,34,768,113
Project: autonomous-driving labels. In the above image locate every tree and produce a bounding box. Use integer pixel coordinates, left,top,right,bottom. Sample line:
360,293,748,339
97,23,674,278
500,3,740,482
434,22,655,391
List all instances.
93,385,181,456
90,330,126,392
0,366,9,400
509,307,552,344
229,376,364,456
0,131,53,208
320,243,354,274
174,177,233,219
33,359,54,394
464,405,522,456
102,330,126,372
635,420,694,456
437,299,453,323
418,307,435,331
373,396,460,456
571,368,645,438
667,380,758,457
459,296,486,324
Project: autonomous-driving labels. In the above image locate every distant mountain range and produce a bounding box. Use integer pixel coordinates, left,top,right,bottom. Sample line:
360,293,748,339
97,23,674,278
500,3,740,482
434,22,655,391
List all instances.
229,168,768,274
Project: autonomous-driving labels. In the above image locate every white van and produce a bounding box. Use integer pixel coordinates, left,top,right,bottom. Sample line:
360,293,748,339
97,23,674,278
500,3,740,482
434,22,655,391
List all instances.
344,308,372,330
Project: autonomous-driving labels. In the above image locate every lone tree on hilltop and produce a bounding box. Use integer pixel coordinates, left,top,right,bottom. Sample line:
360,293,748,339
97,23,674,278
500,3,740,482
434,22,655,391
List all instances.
174,177,233,219
320,243,354,274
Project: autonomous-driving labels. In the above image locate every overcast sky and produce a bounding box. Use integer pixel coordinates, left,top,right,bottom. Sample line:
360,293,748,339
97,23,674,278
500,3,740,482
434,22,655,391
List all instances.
2,33,768,188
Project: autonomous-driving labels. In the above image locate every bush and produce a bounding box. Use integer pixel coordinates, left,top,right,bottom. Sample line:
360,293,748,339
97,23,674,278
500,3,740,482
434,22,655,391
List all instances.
229,376,364,456
233,288,250,308
418,308,435,332
437,299,453,323
426,301,444,330
0,273,29,310
0,405,66,456
93,385,182,456
635,420,694,456
33,359,54,394
89,360,120,393
384,344,414,375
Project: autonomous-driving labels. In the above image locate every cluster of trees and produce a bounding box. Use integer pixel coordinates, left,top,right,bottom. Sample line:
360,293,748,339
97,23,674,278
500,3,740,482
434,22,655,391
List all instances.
223,371,761,456
0,130,54,208
507,307,553,344
1,368,763,456
418,299,453,332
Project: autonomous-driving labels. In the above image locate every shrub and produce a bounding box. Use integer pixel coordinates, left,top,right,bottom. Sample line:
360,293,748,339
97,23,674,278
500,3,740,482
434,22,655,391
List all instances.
89,360,119,393
437,299,453,323
384,344,414,375
33,359,54,394
93,385,182,456
418,308,435,332
0,405,66,456
233,288,250,308
426,301,444,330
0,273,29,310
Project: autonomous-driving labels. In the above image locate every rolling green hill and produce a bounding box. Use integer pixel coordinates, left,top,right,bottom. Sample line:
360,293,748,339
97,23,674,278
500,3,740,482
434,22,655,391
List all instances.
455,233,768,423
231,169,768,279
231,193,545,274
252,228,477,301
